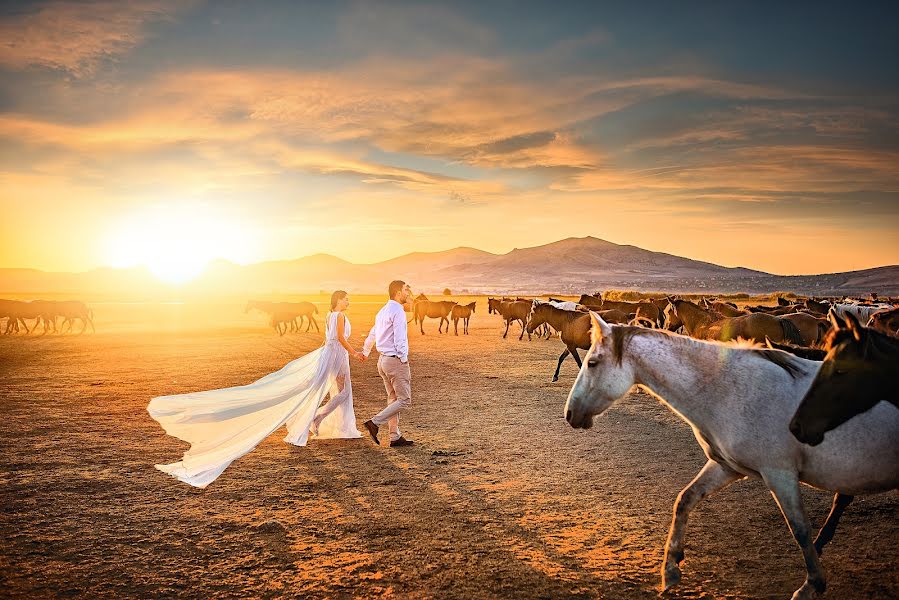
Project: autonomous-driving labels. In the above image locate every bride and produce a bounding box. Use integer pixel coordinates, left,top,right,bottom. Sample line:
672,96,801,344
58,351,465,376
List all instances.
148,290,364,488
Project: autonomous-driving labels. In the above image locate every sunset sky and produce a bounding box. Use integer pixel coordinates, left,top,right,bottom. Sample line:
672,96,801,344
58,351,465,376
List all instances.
1,1,897,277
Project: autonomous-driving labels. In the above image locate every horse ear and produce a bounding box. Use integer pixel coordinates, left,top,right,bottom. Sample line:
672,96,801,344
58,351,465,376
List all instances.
844,312,863,341
590,311,612,345
827,308,845,330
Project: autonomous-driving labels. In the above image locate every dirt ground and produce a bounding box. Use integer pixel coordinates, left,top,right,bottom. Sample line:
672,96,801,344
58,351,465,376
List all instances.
1,298,897,599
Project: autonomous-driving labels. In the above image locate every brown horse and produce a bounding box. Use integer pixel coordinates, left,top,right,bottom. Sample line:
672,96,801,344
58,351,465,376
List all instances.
497,300,532,340
790,311,899,446
804,298,831,315
414,300,457,334
487,297,502,314
526,302,591,381
779,312,830,346
451,302,476,335
671,299,804,344
868,306,899,336
579,295,662,328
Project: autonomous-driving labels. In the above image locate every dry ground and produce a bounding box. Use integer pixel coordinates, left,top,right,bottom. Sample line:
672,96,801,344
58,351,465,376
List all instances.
1,298,897,599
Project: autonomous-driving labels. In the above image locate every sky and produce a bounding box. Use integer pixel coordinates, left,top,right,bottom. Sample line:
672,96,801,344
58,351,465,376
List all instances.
1,0,898,277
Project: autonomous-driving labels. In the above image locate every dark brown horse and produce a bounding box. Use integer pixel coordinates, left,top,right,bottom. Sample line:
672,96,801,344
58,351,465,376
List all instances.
413,300,457,334
671,299,804,344
790,311,899,446
451,302,476,335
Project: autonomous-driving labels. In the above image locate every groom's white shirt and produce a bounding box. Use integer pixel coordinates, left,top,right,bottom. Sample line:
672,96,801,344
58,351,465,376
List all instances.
363,299,409,363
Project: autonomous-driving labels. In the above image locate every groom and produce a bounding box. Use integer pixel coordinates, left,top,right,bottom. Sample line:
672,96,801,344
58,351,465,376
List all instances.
362,280,414,447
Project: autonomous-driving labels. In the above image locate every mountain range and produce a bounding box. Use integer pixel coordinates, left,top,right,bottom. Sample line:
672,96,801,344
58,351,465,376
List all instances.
1,237,897,298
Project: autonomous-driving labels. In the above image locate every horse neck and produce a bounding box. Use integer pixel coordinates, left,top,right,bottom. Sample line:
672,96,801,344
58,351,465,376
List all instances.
625,332,734,429
676,302,714,334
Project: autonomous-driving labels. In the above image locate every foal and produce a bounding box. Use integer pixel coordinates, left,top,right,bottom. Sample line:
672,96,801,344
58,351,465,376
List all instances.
565,313,898,600
450,302,476,335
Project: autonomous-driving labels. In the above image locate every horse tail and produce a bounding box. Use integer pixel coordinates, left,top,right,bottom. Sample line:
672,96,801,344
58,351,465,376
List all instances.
780,318,804,345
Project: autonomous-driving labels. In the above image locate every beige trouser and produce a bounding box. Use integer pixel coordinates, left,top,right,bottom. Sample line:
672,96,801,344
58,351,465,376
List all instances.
373,355,412,442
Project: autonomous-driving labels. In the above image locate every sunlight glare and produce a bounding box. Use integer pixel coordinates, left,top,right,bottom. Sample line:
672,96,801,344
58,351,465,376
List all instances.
105,205,255,284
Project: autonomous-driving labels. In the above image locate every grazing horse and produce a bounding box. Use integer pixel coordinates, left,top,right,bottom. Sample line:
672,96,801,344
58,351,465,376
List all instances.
450,302,476,335
671,298,803,344
497,300,532,340
867,306,899,336
413,300,457,334
565,314,899,600
790,311,899,446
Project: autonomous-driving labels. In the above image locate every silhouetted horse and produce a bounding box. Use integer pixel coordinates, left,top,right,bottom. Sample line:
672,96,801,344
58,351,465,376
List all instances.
450,302,476,335
790,310,899,446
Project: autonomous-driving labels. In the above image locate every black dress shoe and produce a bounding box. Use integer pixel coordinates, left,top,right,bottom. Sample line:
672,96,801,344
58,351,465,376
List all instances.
389,437,414,447
363,420,379,445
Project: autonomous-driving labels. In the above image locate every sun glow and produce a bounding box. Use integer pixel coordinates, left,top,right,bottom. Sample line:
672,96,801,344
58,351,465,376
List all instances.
105,205,256,284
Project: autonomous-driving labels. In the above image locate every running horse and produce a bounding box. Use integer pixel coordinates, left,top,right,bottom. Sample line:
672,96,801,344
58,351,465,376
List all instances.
565,313,898,599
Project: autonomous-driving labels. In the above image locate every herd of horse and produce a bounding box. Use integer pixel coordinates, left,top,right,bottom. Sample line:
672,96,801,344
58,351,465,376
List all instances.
0,299,94,335
245,300,320,336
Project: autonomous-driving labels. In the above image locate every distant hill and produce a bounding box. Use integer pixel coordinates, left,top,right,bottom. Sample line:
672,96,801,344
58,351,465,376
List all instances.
1,236,896,297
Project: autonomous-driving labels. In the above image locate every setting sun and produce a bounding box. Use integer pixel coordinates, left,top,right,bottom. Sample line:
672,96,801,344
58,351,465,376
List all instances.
105,205,256,284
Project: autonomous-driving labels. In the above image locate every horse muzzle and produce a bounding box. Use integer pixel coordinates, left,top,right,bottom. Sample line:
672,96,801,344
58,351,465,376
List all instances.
565,408,594,429
788,416,825,446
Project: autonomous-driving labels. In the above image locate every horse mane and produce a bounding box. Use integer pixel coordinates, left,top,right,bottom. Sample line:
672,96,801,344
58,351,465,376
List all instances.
607,325,806,377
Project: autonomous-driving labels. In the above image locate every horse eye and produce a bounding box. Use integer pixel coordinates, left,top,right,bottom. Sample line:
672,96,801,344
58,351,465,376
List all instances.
587,359,599,368
834,369,848,375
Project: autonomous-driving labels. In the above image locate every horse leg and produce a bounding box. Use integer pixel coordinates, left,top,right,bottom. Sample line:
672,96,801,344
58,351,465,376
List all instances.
761,469,827,599
552,349,570,382
421,317,426,335
502,318,510,338
813,493,853,556
454,318,458,335
663,460,742,591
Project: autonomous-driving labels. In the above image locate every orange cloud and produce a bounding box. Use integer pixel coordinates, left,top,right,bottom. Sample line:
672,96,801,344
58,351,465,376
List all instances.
0,0,189,76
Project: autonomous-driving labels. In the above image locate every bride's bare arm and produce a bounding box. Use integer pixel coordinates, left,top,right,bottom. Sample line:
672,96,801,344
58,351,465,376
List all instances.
337,313,363,360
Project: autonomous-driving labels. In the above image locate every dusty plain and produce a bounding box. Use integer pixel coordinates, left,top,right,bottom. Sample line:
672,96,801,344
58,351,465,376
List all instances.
1,296,897,599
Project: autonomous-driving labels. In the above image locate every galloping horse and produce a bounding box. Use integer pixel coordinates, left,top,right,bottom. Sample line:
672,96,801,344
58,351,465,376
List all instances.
671,298,804,344
450,302,476,335
565,313,898,599
413,300,457,334
790,310,899,446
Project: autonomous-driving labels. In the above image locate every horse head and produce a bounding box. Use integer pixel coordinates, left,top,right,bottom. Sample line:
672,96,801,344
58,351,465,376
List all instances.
565,312,636,429
789,310,882,445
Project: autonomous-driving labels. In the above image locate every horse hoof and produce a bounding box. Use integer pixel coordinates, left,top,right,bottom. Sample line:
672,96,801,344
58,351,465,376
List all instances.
662,565,681,591
790,580,824,600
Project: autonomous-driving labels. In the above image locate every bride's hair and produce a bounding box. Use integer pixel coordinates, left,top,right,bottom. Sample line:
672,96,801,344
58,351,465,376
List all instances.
330,290,348,310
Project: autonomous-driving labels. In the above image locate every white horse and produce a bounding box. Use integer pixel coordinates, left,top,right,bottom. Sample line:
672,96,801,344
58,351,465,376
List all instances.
832,302,890,324
564,312,899,600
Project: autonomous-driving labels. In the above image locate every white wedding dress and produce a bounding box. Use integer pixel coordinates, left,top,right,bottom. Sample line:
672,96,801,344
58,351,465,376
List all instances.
148,311,362,488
